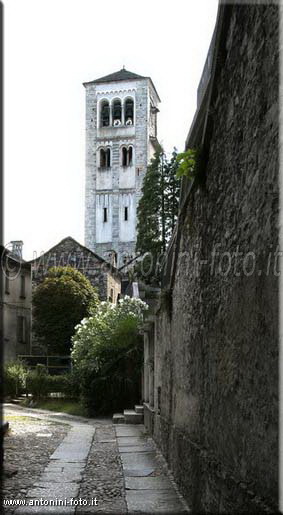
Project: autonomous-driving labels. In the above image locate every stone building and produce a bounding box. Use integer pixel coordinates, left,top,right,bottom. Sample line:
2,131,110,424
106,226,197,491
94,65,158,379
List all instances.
142,3,278,513
83,67,160,268
29,236,121,303
1,242,32,362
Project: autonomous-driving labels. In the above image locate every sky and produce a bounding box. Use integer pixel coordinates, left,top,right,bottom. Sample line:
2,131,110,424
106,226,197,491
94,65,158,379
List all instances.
4,0,219,261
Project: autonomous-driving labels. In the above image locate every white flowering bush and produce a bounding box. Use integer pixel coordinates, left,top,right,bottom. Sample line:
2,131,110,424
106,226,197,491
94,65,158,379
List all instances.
71,296,148,414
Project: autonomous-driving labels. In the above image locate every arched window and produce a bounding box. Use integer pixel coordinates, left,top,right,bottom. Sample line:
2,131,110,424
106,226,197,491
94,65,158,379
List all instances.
100,148,111,168
100,148,106,167
112,99,122,125
106,148,111,167
121,146,133,167
100,100,110,127
128,146,133,166
125,98,134,125
122,146,127,167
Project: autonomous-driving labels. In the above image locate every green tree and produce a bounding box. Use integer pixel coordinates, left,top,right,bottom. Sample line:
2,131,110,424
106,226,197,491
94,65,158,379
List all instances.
136,145,164,259
33,266,99,355
136,147,181,284
164,148,180,243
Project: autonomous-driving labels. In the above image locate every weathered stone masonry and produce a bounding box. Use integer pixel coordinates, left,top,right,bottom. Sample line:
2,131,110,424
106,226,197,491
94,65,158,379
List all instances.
29,236,121,303
143,4,279,513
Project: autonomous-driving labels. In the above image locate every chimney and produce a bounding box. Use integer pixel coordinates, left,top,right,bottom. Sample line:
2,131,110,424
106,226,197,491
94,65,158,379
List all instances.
108,250,117,268
11,240,23,259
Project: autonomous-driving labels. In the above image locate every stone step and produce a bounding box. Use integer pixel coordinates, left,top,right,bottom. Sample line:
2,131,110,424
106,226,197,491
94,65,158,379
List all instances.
134,405,144,414
124,409,143,424
113,413,125,424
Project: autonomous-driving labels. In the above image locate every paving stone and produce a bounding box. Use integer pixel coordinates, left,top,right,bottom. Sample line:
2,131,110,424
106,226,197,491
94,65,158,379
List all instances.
47,462,84,470
50,456,87,463
125,476,173,490
121,451,157,470
27,482,80,499
126,489,188,513
34,470,83,483
124,468,156,477
2,407,68,515
15,501,75,514
115,425,145,437
117,436,147,446
119,444,154,453
4,406,189,514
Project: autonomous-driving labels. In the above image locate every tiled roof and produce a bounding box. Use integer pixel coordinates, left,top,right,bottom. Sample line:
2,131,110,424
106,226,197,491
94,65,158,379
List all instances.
84,68,146,85
83,68,161,102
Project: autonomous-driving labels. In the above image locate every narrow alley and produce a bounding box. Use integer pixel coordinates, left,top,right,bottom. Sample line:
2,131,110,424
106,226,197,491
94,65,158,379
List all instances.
3,404,189,514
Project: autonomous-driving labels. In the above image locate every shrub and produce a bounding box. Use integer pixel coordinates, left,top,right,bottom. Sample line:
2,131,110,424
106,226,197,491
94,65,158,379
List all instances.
25,369,80,400
26,364,49,399
71,296,148,415
3,360,27,397
46,372,80,399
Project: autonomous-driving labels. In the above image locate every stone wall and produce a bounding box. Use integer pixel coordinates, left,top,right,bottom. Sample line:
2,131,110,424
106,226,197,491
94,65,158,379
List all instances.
145,4,279,513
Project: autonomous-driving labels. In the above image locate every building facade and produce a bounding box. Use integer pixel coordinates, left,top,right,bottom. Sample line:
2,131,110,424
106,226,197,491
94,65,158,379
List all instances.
84,68,160,268
1,243,32,363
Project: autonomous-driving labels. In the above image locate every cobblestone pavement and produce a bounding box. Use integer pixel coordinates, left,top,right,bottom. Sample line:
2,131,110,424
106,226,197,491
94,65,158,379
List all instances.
76,425,127,514
3,404,189,514
2,410,69,514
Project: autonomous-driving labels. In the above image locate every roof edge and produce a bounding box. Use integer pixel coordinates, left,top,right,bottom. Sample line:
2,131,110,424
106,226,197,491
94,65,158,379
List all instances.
83,76,161,103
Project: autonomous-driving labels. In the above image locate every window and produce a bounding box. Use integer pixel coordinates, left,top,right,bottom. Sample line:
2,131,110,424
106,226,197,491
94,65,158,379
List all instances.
106,148,111,167
17,316,26,343
100,100,110,127
122,146,127,167
100,149,106,167
103,207,108,223
100,148,111,168
121,146,133,167
112,99,122,125
125,98,134,124
5,271,10,294
128,146,133,165
124,206,128,221
20,275,25,298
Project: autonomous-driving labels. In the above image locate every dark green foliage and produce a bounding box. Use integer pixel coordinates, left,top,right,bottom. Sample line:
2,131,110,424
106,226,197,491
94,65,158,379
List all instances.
71,297,148,415
33,266,99,355
136,146,164,262
80,326,143,415
26,364,49,399
136,147,180,285
44,373,80,399
164,148,181,242
25,368,80,399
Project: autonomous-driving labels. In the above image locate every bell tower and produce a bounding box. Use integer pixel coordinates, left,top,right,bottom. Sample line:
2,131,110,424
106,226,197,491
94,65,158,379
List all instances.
83,68,160,267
